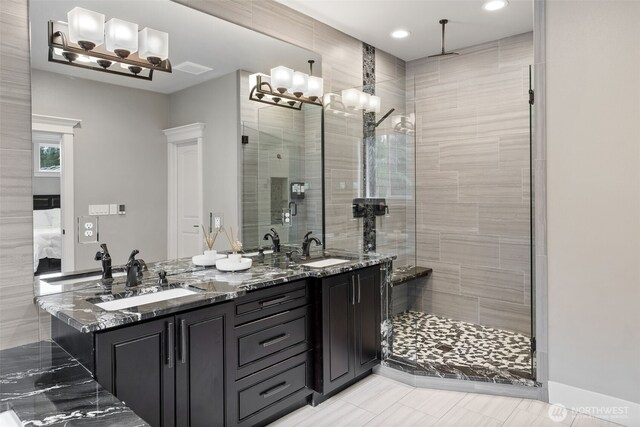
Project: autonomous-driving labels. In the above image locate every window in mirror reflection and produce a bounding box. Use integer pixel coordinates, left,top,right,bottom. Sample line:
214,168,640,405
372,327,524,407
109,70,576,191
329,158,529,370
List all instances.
35,141,61,176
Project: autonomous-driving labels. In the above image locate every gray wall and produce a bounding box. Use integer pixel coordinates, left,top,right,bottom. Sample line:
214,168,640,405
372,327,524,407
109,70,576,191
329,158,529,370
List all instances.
547,1,640,406
31,70,169,269
406,33,533,335
169,71,240,250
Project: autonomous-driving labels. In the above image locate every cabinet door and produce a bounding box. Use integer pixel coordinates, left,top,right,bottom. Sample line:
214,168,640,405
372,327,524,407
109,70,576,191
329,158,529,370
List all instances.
354,267,381,376
321,272,356,393
95,318,175,427
175,303,235,427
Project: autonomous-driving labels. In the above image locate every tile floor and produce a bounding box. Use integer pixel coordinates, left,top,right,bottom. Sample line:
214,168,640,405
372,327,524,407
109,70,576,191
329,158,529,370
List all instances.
390,312,535,386
269,374,621,427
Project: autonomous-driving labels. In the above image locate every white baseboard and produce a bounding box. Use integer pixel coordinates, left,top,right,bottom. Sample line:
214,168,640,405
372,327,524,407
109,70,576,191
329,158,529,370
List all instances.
548,381,640,426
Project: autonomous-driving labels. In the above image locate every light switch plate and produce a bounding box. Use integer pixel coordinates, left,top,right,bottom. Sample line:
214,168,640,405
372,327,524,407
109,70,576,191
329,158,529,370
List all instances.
89,204,109,216
78,216,98,243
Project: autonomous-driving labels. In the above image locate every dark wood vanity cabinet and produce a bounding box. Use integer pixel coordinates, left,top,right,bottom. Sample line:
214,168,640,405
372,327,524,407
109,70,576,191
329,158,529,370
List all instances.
233,280,314,426
315,266,381,397
95,303,235,427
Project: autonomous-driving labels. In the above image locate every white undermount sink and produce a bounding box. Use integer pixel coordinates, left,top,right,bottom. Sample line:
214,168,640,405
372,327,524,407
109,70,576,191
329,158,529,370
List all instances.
0,409,22,427
302,258,350,268
94,288,198,311
243,249,274,257
39,272,126,286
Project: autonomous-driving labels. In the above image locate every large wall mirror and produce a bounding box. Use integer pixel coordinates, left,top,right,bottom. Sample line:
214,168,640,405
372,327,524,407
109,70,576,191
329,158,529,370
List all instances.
29,0,323,275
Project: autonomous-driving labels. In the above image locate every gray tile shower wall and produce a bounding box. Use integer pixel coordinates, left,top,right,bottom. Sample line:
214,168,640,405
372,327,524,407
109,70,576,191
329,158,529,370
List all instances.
406,32,533,336
0,0,41,350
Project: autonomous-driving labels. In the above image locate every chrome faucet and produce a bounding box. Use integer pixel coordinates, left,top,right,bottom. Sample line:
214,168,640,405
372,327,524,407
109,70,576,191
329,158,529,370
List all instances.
94,243,112,280
125,249,147,287
302,231,322,257
263,228,281,253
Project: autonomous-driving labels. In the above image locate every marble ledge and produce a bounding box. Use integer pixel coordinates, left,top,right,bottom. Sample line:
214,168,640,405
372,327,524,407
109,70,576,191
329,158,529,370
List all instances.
0,341,147,426
35,249,394,334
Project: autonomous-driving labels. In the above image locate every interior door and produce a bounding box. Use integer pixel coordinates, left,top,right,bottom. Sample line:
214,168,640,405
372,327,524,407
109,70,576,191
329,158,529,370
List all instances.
176,141,201,258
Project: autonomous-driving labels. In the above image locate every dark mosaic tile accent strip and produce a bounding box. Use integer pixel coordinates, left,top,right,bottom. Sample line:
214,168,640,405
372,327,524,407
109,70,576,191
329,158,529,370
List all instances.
0,341,147,426
380,260,394,360
362,42,377,251
387,311,537,387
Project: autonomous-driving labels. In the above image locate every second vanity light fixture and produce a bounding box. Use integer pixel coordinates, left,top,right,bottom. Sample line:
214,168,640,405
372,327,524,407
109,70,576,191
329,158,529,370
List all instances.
322,89,381,117
249,60,323,110
48,7,172,81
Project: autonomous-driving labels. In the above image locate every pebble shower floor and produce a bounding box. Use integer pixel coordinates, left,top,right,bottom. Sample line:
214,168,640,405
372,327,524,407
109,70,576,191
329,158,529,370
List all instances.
389,311,535,386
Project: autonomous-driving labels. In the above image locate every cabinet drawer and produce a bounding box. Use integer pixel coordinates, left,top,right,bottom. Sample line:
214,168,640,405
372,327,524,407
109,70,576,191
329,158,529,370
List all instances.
235,281,308,325
238,354,309,421
239,313,306,367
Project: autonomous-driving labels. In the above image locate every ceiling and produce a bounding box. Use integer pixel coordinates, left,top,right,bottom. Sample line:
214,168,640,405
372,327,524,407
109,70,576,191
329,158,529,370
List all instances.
275,0,533,61
29,0,320,94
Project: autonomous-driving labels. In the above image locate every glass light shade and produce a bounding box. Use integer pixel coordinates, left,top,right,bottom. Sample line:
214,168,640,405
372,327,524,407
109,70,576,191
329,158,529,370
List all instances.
290,71,309,95
367,95,381,113
138,28,169,61
270,66,294,92
307,76,324,98
67,7,105,48
342,88,361,109
359,92,371,111
105,18,138,55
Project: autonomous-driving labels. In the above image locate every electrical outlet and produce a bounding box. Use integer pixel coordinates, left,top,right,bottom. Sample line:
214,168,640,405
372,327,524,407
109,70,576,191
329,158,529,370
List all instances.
282,209,292,227
213,213,223,230
78,216,98,243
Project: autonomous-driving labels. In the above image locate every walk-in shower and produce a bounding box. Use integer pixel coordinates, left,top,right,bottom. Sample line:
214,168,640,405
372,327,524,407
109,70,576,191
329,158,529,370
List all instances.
328,30,536,387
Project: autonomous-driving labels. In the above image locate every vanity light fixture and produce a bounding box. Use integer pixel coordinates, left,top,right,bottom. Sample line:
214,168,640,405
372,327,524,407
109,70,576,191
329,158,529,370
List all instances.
340,88,381,113
249,60,323,110
390,29,410,39
48,7,171,81
482,0,509,11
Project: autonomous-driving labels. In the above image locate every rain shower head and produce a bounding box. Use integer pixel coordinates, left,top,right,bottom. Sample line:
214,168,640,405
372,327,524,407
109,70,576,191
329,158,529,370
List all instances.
428,19,459,58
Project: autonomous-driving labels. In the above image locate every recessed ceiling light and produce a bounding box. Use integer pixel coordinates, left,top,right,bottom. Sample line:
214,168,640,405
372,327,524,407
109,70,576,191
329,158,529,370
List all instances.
390,29,410,39
483,0,509,11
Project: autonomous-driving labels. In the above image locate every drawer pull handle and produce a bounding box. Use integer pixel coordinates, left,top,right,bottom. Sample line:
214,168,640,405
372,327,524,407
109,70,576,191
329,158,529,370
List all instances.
351,276,356,305
260,295,289,307
260,333,291,347
260,382,290,398
166,322,174,369
179,319,187,364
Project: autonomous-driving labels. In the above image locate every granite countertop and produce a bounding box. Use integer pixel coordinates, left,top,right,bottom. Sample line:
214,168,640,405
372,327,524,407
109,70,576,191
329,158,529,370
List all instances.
36,249,393,333
0,341,147,426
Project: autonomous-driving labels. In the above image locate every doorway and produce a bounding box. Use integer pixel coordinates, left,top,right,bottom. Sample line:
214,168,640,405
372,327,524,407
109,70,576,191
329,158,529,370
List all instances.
164,123,205,259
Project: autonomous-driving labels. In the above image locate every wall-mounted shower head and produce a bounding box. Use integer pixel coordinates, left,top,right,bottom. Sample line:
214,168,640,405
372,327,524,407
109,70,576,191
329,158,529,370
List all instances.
428,19,459,58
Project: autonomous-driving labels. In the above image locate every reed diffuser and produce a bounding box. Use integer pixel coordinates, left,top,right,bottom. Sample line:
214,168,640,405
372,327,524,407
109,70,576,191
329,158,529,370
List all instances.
222,226,243,262
201,225,220,258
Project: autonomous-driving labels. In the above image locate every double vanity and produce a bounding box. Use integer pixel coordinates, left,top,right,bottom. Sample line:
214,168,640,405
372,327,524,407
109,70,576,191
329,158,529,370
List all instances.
34,249,392,426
